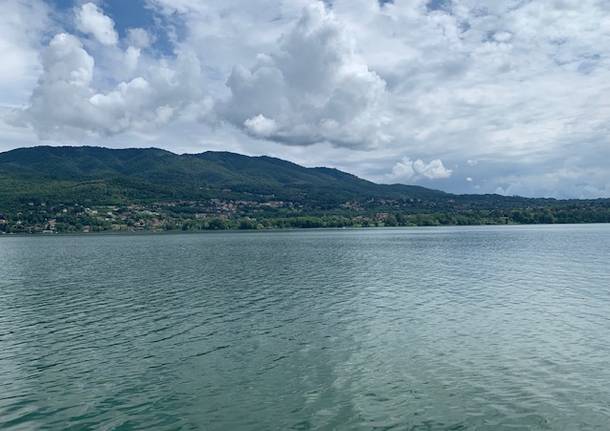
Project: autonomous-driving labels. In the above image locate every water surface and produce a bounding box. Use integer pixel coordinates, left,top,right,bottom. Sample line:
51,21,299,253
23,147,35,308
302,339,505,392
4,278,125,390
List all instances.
1,225,609,430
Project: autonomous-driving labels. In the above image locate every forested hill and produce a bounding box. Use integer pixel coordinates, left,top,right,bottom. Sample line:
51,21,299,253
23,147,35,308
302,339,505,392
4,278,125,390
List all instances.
0,146,609,233
0,145,447,204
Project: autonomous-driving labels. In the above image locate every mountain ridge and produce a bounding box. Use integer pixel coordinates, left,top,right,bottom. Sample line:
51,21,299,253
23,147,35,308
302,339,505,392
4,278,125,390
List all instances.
1,145,609,233
0,145,449,201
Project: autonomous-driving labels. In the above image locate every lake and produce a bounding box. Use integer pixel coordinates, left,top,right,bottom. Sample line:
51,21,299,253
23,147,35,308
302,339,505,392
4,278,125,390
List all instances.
1,225,609,430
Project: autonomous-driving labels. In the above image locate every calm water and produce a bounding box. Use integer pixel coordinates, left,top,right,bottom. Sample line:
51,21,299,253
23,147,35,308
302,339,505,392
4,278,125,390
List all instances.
1,225,609,430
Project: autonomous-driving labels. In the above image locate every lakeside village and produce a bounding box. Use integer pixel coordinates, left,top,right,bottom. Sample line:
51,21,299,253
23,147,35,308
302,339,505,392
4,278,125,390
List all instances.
0,199,411,234
2,197,607,234
0,199,283,234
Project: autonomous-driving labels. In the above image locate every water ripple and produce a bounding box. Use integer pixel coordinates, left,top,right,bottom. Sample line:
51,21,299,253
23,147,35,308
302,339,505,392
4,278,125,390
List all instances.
1,225,609,430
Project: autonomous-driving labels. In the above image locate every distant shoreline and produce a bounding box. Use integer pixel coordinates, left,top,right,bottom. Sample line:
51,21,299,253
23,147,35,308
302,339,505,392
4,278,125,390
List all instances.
1,221,608,237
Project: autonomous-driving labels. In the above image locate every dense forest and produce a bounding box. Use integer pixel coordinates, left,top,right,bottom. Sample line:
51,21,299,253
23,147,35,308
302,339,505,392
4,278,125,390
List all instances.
1,146,609,233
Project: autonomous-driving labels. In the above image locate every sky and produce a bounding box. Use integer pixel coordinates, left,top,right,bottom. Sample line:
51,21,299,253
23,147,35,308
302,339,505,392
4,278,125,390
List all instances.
2,0,610,198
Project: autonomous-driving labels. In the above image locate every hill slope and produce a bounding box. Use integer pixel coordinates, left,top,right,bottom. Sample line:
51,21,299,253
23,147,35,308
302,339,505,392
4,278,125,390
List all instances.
0,146,609,232
0,146,448,205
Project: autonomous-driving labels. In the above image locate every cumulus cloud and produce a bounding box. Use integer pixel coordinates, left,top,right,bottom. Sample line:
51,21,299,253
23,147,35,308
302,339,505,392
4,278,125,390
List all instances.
18,31,206,139
75,3,118,46
390,157,452,182
243,114,278,137
221,2,390,149
4,0,610,197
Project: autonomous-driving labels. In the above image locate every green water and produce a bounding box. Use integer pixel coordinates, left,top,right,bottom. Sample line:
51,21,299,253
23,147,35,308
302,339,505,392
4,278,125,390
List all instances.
1,225,609,430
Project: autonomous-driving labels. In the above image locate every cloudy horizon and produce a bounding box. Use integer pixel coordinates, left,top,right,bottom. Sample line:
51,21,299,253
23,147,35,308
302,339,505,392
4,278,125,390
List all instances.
2,0,610,198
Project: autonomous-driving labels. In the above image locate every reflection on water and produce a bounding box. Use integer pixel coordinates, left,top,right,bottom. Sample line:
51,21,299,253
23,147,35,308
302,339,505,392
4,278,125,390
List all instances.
1,225,609,430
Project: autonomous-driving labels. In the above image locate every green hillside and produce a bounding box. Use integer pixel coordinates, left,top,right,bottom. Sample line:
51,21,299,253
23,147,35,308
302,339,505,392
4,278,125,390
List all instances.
0,146,448,205
0,146,609,233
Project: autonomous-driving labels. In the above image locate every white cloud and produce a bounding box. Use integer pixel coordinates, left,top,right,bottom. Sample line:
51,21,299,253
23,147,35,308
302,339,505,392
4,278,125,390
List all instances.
243,114,277,137
45,33,94,86
124,46,141,74
17,31,207,139
391,158,415,181
221,2,390,149
390,157,452,182
75,2,118,46
0,1,50,107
